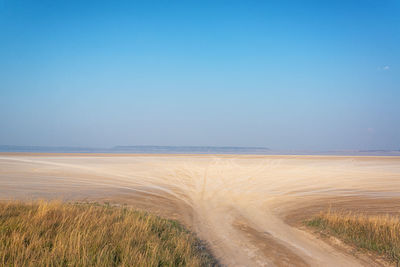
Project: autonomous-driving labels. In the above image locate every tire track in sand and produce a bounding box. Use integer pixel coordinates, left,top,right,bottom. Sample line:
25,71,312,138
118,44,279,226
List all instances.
1,154,400,266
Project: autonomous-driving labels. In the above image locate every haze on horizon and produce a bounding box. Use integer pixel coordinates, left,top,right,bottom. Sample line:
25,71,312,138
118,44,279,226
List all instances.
1,0,399,151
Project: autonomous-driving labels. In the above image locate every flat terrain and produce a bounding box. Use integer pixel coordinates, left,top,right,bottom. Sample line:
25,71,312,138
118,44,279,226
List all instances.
1,153,400,266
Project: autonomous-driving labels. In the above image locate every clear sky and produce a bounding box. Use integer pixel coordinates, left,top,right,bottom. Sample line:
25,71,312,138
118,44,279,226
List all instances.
0,0,399,150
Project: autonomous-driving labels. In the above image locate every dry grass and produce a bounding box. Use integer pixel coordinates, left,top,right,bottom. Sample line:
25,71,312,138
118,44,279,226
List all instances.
306,210,400,263
0,201,217,267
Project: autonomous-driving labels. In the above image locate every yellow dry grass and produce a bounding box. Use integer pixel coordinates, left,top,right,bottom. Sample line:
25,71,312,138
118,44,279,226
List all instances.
307,210,400,263
0,201,217,267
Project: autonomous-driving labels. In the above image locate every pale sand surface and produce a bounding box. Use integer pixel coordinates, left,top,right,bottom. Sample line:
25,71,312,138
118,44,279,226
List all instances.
1,153,400,266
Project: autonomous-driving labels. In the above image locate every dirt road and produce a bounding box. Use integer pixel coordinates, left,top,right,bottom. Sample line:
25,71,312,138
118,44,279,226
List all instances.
1,154,400,266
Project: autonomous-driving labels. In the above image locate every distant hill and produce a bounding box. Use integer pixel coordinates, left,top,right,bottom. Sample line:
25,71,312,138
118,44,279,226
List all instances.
0,145,270,154
1,145,399,156
112,146,270,154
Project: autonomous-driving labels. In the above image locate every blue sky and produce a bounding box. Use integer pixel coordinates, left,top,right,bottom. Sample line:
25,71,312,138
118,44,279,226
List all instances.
0,0,399,150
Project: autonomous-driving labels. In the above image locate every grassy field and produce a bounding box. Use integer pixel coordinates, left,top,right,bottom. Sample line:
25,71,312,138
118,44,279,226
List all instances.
306,210,400,264
0,201,217,267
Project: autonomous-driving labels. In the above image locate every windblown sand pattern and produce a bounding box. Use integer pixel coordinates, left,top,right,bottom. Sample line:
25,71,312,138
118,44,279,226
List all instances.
1,154,400,266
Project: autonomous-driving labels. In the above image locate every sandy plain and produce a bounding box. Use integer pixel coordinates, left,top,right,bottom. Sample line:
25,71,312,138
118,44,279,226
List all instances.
1,153,400,266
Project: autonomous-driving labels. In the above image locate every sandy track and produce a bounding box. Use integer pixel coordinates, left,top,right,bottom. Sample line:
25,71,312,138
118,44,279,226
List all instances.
1,154,400,266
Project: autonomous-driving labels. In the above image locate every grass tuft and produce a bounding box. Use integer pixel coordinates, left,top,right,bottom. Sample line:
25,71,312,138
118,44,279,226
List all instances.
0,200,217,267
306,210,400,263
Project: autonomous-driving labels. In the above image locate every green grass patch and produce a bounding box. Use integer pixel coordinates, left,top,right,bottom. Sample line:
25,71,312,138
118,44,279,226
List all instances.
306,211,400,264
